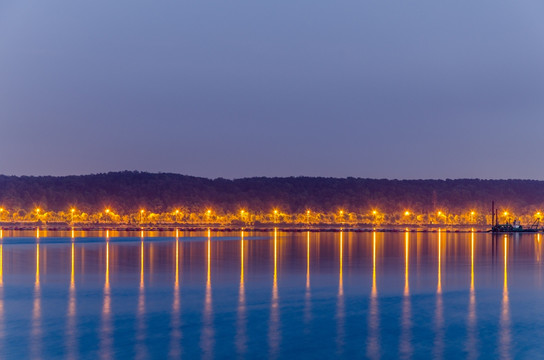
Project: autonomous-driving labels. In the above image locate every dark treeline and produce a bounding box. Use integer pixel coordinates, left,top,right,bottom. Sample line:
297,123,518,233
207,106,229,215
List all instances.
0,171,543,214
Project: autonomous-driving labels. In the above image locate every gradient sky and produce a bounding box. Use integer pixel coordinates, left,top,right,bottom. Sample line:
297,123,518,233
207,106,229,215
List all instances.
1,1,544,179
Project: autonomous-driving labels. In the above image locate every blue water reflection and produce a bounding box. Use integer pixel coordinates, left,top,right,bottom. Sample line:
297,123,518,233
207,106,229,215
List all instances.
1,230,544,358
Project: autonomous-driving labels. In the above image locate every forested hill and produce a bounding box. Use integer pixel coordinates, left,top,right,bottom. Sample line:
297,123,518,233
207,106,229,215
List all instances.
0,171,543,214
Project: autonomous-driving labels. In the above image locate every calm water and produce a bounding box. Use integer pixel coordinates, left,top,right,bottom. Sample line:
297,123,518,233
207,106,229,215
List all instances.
0,229,543,359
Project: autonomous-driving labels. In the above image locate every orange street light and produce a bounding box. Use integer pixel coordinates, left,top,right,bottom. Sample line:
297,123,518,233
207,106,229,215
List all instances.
372,210,377,215
71,208,75,223
404,211,410,216
140,209,145,224
174,209,180,223
274,209,278,223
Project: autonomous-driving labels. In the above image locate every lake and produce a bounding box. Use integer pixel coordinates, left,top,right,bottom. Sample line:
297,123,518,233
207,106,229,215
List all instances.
0,229,542,359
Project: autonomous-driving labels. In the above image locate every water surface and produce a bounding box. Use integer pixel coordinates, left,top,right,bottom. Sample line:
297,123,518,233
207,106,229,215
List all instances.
0,229,543,359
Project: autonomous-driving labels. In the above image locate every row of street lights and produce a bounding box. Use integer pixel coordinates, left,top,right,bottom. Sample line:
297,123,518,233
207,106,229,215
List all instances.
0,206,536,225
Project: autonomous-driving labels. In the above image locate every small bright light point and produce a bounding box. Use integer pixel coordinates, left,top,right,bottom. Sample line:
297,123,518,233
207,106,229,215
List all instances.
471,211,475,215
404,211,410,216
274,210,278,214
437,211,442,216
71,208,75,213
372,210,377,215
503,211,508,216
105,209,110,214
140,209,144,213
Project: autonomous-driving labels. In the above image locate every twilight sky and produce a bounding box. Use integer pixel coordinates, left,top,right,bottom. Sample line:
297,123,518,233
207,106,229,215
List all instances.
1,1,544,179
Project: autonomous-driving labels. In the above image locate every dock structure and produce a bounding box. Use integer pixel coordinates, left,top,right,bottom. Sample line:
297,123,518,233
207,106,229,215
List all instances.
490,201,539,233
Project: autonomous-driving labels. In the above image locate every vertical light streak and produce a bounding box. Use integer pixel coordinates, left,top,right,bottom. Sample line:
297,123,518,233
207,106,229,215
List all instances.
268,228,280,358
434,229,444,359
175,235,180,287
140,239,144,290
537,233,541,264
304,231,312,326
500,235,510,360
404,231,409,296
0,242,4,352
536,234,542,289
306,231,310,290
236,230,247,356
66,240,77,359
466,230,478,359
31,241,42,359
336,231,345,356
136,233,148,359
201,229,214,359
71,227,75,240
169,232,182,358
100,237,112,360
0,243,3,286
400,230,412,358
36,227,40,239
367,231,380,359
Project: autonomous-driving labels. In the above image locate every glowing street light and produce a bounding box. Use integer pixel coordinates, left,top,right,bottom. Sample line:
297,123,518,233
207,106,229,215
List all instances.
470,211,475,223
404,211,410,217
36,208,40,221
240,210,246,224
306,210,310,226
140,209,145,224
71,208,75,224
174,209,180,223
274,209,278,223
206,209,212,223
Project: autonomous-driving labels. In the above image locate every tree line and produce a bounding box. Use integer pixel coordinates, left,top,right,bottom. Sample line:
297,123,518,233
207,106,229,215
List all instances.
0,171,543,218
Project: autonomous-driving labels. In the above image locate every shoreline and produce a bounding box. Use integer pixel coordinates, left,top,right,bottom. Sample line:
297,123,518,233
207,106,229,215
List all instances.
0,222,494,233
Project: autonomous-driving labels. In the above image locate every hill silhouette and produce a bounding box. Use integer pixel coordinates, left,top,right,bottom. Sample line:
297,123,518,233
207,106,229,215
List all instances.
0,172,542,216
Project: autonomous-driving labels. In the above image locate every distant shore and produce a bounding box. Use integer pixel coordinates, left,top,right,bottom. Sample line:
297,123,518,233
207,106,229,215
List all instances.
0,222,493,233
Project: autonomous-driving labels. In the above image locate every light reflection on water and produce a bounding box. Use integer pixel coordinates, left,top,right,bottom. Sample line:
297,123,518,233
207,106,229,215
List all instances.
1,230,544,358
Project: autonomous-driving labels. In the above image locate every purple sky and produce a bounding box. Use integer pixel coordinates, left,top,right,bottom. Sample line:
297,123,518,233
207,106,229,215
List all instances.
1,1,544,179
